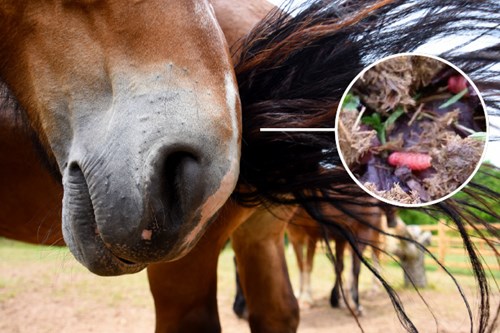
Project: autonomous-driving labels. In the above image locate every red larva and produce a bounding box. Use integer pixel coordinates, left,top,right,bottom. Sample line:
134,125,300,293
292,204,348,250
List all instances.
447,75,468,94
388,152,432,171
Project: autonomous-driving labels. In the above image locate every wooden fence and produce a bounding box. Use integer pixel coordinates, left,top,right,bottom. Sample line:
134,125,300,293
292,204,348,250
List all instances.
419,221,499,272
311,220,498,274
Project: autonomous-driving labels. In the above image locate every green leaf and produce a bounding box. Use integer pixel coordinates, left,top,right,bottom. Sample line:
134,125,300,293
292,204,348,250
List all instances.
377,107,405,145
361,113,382,128
469,132,487,141
439,88,468,109
378,129,386,145
384,106,405,128
362,113,386,144
342,93,360,111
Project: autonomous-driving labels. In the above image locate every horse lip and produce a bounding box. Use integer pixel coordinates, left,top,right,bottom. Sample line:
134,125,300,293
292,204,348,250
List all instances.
99,244,146,271
66,222,148,275
114,255,138,265
69,218,147,275
63,162,147,276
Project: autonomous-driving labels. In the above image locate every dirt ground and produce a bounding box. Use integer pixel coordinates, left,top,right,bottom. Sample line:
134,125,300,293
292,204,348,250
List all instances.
0,240,497,333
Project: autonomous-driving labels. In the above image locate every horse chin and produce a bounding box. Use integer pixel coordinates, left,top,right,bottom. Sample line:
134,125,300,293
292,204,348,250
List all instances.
64,228,148,276
62,217,148,277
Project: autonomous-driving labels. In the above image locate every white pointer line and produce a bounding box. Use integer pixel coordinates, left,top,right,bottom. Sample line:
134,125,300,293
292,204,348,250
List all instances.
260,128,336,132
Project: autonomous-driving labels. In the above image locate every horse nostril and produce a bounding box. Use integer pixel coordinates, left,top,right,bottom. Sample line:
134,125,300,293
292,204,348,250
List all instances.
159,151,203,224
68,162,83,177
67,162,90,191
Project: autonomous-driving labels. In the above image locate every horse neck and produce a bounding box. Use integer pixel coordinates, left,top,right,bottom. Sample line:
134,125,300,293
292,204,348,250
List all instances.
0,101,64,245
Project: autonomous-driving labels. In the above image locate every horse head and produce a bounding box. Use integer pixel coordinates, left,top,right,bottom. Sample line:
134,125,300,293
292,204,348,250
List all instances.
0,0,240,275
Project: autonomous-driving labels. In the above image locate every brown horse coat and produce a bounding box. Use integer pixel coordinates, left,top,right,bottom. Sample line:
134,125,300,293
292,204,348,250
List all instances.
288,202,390,314
1,0,299,331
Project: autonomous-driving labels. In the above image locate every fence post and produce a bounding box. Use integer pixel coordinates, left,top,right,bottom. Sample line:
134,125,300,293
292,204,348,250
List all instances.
438,220,447,264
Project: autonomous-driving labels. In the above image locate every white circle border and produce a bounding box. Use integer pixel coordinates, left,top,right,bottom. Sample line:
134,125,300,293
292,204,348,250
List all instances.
334,52,490,208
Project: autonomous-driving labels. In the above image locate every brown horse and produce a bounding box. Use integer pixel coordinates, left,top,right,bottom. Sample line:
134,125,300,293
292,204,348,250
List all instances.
1,0,499,332
1,0,299,331
288,203,396,315
1,0,245,276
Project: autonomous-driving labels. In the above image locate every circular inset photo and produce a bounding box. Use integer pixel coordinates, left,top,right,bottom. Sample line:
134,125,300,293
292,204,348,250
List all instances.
335,53,488,207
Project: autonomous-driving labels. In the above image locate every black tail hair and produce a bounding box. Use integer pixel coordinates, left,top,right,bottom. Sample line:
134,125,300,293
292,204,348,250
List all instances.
232,1,500,331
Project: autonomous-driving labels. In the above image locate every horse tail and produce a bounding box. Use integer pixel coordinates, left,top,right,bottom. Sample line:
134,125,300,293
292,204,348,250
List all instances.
233,1,499,331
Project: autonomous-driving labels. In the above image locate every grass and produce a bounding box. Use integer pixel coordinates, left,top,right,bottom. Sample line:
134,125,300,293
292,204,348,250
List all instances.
2,237,499,333
0,237,151,307
425,253,500,279
380,252,499,278
0,237,495,309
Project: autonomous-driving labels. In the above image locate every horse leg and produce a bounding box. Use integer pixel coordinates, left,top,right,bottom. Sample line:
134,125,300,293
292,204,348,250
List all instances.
232,207,299,333
288,222,312,307
301,236,317,308
291,239,305,300
233,256,249,319
369,245,383,296
148,248,220,333
330,239,346,308
148,201,255,333
351,243,367,316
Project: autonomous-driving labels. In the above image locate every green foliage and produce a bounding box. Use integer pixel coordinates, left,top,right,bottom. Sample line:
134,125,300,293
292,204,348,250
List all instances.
439,88,468,109
385,106,405,128
362,112,385,144
469,132,487,141
452,163,500,223
399,163,500,225
342,93,360,111
399,208,439,225
361,106,405,145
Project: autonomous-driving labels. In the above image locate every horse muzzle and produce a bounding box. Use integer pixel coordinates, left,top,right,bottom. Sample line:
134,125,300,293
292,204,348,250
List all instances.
62,140,238,275
61,81,240,276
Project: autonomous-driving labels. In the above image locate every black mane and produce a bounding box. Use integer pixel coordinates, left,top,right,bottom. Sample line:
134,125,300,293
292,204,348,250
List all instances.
233,1,500,331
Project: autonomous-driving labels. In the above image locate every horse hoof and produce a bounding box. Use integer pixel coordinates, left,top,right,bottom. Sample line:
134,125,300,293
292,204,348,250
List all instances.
297,293,314,309
234,307,249,321
299,299,314,309
356,306,365,316
330,298,340,308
